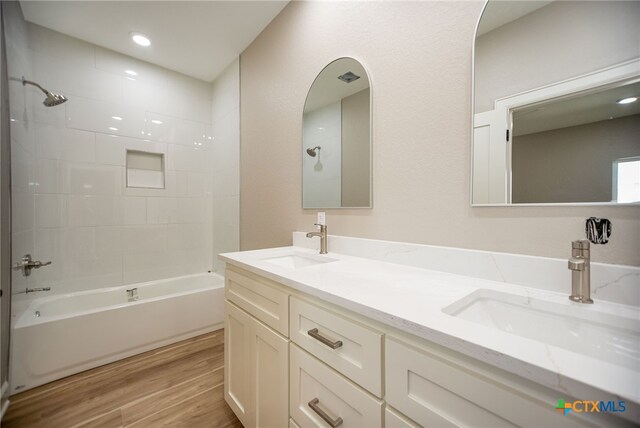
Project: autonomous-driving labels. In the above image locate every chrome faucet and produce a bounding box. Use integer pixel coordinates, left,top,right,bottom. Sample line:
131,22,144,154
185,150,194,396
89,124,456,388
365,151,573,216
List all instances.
126,288,139,302
13,254,52,277
306,224,328,254
568,239,593,304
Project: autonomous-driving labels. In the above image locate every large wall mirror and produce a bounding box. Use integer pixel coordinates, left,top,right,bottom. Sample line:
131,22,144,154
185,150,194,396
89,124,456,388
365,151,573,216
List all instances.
302,57,372,208
472,1,640,206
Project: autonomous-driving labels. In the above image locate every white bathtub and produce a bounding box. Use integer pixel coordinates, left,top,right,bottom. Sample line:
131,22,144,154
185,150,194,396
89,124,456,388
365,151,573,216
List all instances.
10,273,224,393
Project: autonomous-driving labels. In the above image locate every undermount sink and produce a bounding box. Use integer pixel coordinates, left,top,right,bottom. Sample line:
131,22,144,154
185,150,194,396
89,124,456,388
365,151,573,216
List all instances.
443,289,640,371
262,252,337,269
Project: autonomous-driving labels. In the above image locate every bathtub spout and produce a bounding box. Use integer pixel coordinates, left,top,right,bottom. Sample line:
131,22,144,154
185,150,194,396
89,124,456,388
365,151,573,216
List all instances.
126,288,139,302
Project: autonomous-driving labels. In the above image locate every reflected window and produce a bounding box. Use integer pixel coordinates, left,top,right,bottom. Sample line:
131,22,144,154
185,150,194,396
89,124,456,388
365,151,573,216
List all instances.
613,157,640,203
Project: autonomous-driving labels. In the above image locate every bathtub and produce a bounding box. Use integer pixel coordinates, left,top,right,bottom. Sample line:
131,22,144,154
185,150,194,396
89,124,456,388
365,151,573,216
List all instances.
10,273,224,393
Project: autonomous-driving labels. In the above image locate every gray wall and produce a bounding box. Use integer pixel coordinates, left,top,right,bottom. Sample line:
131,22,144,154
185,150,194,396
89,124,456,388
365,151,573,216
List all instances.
475,1,640,112
341,88,370,207
513,115,640,203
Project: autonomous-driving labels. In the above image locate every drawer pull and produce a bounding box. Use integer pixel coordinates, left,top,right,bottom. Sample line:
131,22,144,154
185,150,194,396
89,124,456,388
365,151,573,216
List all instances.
308,398,343,427
307,328,343,349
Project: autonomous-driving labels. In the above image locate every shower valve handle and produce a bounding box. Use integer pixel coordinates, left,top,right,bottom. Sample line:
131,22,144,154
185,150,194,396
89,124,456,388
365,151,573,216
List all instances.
14,254,52,277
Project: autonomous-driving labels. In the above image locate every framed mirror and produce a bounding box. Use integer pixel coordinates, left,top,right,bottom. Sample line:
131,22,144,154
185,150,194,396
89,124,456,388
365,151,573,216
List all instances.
302,57,372,208
472,1,640,206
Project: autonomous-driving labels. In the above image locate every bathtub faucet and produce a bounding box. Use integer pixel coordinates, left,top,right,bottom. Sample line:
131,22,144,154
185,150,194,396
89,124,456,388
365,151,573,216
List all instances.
126,288,139,302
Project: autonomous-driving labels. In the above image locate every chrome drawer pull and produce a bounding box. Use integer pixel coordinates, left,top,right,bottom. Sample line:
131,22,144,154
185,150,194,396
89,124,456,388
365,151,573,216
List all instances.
308,398,343,427
307,328,343,349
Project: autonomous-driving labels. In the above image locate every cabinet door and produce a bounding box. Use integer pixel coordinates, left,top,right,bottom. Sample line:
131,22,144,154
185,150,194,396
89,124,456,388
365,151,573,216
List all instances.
253,318,289,428
226,300,289,428
225,301,252,427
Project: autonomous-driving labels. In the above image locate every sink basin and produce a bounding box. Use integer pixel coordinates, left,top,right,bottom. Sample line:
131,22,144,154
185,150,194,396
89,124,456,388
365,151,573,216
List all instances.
443,289,640,371
262,253,337,269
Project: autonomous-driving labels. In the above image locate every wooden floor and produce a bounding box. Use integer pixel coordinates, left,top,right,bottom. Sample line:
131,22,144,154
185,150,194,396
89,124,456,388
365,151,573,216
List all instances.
3,330,243,428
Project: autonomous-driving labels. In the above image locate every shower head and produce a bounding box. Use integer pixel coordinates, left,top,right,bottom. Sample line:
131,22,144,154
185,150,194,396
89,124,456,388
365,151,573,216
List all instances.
306,146,321,157
22,77,68,107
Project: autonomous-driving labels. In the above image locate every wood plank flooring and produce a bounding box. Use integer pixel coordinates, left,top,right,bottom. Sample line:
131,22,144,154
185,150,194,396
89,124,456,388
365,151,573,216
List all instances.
3,330,243,428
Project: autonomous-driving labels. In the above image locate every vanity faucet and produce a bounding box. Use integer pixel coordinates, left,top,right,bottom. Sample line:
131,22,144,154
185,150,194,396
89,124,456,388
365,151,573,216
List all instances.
568,239,593,304
306,224,328,254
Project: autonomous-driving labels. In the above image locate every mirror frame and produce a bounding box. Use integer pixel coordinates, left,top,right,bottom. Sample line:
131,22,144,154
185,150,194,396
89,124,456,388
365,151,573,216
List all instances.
470,0,640,207
301,56,373,209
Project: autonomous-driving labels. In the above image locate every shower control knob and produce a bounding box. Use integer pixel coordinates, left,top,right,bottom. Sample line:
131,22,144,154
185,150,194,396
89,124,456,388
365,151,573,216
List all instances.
14,254,52,277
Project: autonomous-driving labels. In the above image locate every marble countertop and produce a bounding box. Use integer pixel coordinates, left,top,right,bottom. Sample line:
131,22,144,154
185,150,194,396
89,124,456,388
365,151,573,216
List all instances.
219,245,640,413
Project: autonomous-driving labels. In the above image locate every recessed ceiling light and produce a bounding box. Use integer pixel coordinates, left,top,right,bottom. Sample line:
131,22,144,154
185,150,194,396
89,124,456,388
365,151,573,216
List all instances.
151,119,163,125
617,97,638,105
108,127,118,131
112,116,123,121
130,32,151,47
125,70,138,76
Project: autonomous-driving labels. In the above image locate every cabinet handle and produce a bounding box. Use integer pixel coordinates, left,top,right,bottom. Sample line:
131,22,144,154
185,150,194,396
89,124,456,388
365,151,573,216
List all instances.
308,398,343,427
307,328,343,349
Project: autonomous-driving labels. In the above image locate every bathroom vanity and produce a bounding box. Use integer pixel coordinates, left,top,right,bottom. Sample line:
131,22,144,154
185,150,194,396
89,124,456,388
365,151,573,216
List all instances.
220,235,639,428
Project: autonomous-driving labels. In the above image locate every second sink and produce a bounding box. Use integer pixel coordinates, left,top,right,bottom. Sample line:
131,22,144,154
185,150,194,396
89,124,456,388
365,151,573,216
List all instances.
443,289,640,371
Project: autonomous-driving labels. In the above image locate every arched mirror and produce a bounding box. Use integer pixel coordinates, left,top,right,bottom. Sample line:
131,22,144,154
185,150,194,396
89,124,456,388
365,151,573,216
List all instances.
302,57,372,208
472,1,640,206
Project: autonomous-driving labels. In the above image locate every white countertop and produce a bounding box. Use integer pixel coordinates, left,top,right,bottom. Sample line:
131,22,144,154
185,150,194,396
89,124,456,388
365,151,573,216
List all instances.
219,245,640,416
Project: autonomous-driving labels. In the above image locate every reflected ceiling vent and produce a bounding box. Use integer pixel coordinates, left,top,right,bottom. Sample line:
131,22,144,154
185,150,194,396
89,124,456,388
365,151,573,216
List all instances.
338,71,360,83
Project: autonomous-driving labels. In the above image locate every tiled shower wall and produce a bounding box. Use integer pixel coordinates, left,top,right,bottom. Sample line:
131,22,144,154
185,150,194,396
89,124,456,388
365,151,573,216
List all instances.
211,59,240,273
9,22,215,301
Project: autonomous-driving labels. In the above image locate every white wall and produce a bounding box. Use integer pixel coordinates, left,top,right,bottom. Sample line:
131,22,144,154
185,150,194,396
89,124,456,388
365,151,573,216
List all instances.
239,1,640,266
211,58,240,273
8,22,215,305
303,102,342,208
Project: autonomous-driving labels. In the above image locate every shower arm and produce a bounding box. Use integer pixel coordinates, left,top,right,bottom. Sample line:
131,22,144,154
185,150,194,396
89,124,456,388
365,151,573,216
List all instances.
22,78,49,95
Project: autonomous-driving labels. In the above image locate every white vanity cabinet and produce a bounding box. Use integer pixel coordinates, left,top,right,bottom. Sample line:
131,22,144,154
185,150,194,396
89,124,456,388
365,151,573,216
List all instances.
224,265,632,428
224,268,289,428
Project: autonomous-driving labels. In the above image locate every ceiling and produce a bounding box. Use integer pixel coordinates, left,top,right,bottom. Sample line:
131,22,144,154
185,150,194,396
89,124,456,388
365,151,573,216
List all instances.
513,81,640,136
20,1,289,82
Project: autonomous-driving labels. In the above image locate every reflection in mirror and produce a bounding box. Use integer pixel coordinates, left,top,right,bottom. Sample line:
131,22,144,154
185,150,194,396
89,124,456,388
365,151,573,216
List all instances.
302,58,371,208
472,0,640,205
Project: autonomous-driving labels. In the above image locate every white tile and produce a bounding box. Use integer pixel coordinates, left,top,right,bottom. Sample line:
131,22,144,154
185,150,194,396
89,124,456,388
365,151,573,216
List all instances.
121,78,167,116
12,192,34,233
167,224,206,251
172,197,206,224
146,197,175,224
66,97,146,138
35,194,66,228
122,196,146,225
34,159,62,194
95,227,123,257
123,252,177,284
167,144,210,172
144,112,209,146
96,133,167,166
123,225,167,254
11,143,34,193
95,47,168,87
187,171,211,196
60,162,123,195
67,195,122,226
35,124,95,163
27,23,95,68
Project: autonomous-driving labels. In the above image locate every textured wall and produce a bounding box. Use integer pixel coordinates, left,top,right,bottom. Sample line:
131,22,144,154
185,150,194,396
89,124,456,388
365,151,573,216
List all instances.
240,1,640,266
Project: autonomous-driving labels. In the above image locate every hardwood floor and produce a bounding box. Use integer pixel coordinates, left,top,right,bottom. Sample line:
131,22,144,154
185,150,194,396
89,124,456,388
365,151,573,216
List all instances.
3,330,243,428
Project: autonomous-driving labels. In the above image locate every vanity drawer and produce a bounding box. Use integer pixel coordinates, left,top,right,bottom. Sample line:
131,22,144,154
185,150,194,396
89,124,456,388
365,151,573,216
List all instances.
290,344,383,428
290,297,382,396
385,337,597,428
225,268,289,336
